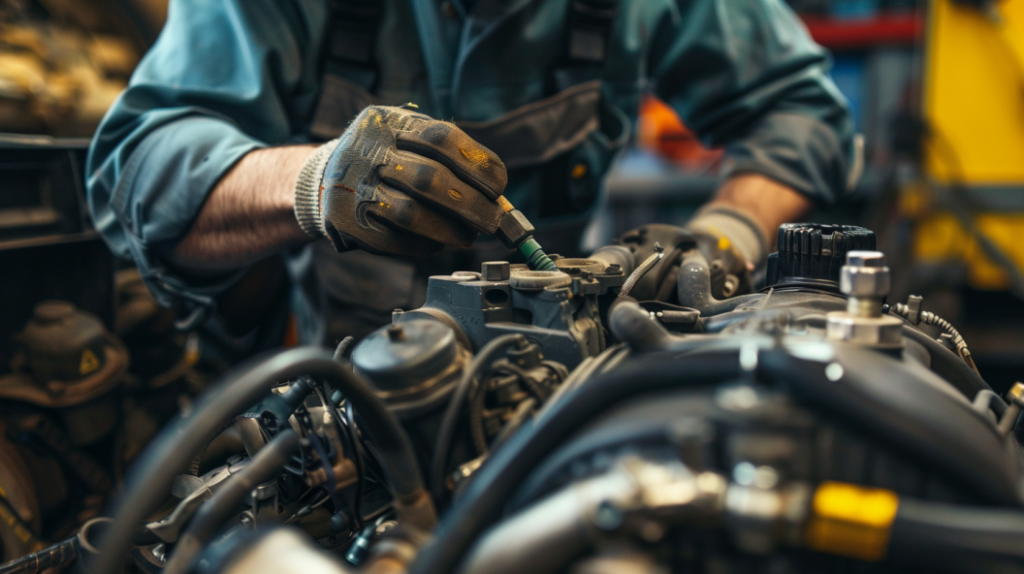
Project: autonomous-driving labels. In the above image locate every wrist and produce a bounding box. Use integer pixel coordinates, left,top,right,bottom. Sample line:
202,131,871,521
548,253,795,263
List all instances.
293,139,339,238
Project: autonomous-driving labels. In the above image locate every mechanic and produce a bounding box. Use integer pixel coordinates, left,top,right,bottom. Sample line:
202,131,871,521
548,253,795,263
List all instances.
87,0,859,348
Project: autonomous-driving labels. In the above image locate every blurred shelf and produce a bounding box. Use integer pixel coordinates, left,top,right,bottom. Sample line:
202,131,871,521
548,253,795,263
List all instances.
801,13,924,50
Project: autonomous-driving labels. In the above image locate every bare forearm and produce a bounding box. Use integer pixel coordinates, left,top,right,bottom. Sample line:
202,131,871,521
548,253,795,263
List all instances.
708,173,813,250
172,145,316,273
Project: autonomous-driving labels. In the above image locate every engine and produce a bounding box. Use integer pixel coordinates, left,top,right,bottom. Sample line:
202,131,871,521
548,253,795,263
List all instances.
32,223,1024,574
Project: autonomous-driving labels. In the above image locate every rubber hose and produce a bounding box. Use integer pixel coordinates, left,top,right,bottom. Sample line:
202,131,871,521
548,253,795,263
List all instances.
431,334,525,502
409,351,742,574
92,347,431,574
410,345,1019,574
162,430,300,574
889,497,1024,567
757,350,1018,504
187,420,235,476
469,384,489,456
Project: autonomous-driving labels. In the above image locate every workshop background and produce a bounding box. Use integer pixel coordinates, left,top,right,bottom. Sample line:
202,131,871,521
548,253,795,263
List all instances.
5,0,1024,377
0,0,1022,560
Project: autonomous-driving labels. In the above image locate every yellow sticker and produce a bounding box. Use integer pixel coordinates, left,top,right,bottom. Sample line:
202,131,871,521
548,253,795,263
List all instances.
79,349,100,375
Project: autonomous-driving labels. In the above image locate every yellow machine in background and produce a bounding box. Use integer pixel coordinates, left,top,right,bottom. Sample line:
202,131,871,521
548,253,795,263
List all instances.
915,0,1024,290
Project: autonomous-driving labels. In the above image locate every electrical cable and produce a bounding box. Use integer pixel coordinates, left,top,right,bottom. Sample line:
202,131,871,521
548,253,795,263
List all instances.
344,401,367,527
91,347,433,574
431,334,525,502
162,430,301,574
890,303,981,375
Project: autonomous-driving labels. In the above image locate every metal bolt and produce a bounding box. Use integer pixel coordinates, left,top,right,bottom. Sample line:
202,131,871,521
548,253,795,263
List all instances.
387,324,405,342
846,251,886,267
481,261,511,282
839,250,890,318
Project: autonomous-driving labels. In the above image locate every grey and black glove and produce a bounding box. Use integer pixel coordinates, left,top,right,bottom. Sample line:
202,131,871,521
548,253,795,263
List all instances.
614,207,768,302
686,205,768,298
294,105,508,257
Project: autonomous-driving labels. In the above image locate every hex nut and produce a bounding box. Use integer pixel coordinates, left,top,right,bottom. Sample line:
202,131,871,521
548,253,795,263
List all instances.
840,266,891,298
494,210,535,248
826,312,903,348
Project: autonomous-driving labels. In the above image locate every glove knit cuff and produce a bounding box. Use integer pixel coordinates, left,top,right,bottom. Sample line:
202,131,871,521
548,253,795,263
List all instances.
294,139,339,238
687,205,769,268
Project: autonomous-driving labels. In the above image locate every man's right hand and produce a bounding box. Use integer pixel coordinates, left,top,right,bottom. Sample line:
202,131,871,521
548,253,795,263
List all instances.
294,105,509,257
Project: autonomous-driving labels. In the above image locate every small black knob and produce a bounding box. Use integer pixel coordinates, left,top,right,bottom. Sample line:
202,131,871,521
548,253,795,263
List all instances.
766,223,876,288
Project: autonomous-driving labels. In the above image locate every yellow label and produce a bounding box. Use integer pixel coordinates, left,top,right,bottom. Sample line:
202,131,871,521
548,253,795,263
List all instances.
804,482,899,561
79,348,100,375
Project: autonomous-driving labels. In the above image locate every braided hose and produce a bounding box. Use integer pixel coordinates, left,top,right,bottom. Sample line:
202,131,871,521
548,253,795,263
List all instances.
619,243,664,298
892,303,978,373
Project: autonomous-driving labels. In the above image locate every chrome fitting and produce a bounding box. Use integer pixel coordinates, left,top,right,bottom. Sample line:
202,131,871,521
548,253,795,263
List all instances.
827,251,903,349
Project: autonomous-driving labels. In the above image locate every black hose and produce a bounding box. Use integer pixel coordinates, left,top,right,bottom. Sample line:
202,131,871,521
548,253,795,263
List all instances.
187,420,236,476
162,430,301,574
973,389,1007,418
889,497,1024,568
431,334,525,502
470,383,489,456
758,349,1019,505
409,351,742,574
93,347,432,574
410,344,1021,574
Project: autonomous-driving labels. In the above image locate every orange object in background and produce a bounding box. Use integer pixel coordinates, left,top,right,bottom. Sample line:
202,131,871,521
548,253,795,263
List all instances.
636,94,723,171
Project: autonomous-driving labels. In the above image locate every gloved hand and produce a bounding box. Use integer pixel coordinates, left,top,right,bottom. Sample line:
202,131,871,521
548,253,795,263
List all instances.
294,105,508,257
686,205,767,298
614,206,767,302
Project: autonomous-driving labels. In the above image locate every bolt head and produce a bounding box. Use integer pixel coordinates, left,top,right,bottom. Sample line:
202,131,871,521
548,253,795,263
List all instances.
386,324,405,342
840,266,891,297
846,250,886,267
481,261,511,282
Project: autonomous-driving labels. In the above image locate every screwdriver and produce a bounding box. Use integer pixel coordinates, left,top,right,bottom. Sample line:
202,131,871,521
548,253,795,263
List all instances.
493,196,558,271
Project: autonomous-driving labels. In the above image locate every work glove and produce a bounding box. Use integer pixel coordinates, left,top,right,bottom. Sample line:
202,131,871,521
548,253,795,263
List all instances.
615,206,767,302
686,205,767,298
294,105,508,257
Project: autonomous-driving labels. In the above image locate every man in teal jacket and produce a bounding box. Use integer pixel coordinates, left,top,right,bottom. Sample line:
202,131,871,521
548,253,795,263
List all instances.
87,0,858,346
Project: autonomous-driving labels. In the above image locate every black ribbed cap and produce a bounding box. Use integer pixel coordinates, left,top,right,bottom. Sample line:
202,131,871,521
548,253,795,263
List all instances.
767,223,876,287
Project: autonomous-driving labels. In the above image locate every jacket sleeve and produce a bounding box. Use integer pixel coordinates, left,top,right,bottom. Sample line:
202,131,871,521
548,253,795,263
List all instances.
86,0,326,310
647,0,857,205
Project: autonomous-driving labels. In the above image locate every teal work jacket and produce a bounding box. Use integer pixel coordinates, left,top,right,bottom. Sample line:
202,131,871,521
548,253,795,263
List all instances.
86,0,855,344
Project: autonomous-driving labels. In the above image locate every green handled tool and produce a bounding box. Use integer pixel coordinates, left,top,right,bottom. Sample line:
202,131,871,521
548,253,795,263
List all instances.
493,196,557,271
